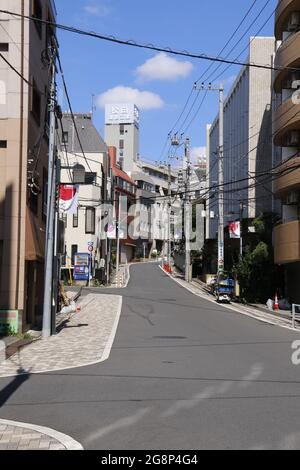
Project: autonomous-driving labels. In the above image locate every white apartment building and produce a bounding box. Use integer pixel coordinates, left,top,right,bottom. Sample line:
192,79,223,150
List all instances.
206,37,275,240
105,103,140,173
59,113,109,271
131,160,179,256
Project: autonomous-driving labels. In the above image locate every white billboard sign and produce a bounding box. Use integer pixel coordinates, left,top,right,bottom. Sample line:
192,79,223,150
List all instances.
105,103,140,126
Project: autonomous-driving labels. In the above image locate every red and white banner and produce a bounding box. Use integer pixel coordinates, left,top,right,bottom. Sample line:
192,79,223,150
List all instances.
59,185,79,214
229,221,241,239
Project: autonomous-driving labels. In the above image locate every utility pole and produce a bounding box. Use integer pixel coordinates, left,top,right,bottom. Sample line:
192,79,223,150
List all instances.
42,58,57,338
167,163,172,268
239,200,244,258
185,137,192,283
218,85,224,273
116,193,121,283
194,83,224,273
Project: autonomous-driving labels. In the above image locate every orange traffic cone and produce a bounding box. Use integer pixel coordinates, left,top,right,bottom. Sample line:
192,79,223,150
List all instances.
274,293,279,311
76,305,81,313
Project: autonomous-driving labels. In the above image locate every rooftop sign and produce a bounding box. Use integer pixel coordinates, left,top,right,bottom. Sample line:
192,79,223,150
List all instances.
105,104,140,126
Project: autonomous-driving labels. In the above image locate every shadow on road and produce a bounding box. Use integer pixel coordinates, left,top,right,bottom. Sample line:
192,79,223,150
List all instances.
0,368,30,408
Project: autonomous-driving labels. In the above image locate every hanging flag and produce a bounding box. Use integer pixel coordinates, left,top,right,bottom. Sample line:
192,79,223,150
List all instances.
229,221,241,239
59,185,79,214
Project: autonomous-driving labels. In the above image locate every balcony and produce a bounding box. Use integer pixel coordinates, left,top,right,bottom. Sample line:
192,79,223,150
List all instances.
273,98,300,145
275,0,300,39
274,30,300,92
274,220,300,264
274,155,300,193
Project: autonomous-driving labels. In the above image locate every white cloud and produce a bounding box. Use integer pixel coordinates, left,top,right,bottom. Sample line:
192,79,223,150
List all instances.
191,146,206,163
135,52,194,82
97,86,164,110
84,3,110,17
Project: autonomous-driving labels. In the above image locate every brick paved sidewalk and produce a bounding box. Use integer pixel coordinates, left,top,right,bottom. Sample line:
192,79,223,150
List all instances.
0,419,83,450
0,293,122,377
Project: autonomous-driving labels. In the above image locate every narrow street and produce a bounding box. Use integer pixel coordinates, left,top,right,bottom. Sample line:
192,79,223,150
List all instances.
1,263,300,450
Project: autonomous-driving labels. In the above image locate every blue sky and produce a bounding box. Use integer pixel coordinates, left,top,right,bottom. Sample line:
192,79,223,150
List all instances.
57,0,277,163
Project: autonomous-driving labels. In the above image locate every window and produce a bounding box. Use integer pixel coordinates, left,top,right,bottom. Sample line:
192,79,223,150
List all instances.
85,207,95,234
0,43,8,52
120,124,124,135
71,245,78,266
32,0,43,39
85,172,97,185
0,141,7,148
29,190,38,214
119,140,124,150
31,79,41,126
62,131,69,144
73,208,79,228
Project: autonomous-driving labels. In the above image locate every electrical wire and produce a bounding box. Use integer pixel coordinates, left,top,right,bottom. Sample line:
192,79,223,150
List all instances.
0,8,299,75
197,0,259,83
209,4,277,84
56,52,93,174
0,52,32,86
164,0,263,150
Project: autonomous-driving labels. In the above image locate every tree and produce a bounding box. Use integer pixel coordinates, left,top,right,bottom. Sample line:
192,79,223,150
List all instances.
234,213,279,303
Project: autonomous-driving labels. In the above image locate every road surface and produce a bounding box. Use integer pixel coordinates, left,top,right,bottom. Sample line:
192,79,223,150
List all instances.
1,263,300,450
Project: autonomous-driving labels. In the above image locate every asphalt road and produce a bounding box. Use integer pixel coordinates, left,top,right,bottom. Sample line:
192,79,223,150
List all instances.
1,263,300,450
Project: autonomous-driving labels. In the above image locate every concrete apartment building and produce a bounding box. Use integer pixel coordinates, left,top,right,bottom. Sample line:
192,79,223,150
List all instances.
59,113,110,276
131,160,178,257
0,0,56,332
105,103,140,173
206,37,275,240
108,146,137,264
273,0,300,302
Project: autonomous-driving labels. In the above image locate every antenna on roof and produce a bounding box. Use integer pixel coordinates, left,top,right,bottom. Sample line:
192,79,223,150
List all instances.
91,94,97,118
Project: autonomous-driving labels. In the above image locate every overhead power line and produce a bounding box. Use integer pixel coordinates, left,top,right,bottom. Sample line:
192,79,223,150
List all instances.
204,0,273,83
56,52,93,174
163,0,273,141
0,9,298,75
0,51,31,86
209,3,277,83
197,0,260,83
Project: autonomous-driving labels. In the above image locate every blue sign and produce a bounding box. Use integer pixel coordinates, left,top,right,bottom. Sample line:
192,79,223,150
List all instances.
74,253,91,281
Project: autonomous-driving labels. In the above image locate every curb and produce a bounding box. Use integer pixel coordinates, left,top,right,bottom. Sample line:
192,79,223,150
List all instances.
159,266,300,333
0,419,84,450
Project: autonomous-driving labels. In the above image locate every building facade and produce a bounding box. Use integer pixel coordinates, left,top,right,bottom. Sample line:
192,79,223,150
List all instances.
273,0,300,302
105,103,140,173
59,113,109,278
0,0,56,332
207,37,275,240
108,146,137,264
131,160,178,257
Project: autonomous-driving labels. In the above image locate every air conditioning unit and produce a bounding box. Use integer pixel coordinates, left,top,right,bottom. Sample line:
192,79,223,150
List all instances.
288,11,300,31
287,130,300,147
286,190,299,205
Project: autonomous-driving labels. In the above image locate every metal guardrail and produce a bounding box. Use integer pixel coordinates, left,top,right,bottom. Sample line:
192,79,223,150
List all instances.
292,304,300,329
